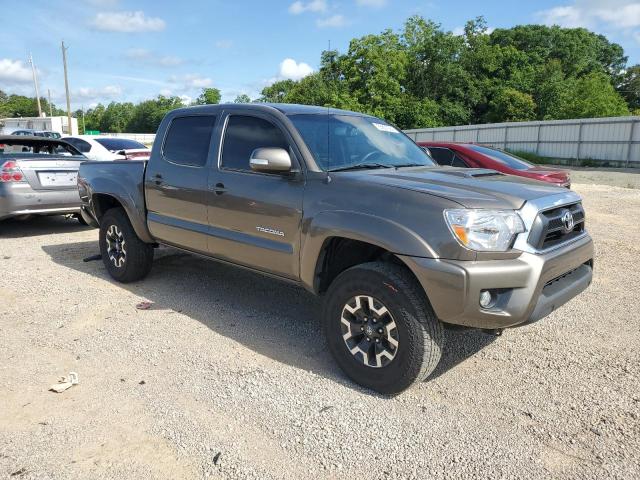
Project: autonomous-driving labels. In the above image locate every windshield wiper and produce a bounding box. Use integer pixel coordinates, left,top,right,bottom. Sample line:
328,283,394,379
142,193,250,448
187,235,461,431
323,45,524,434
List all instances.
393,163,428,169
328,162,394,172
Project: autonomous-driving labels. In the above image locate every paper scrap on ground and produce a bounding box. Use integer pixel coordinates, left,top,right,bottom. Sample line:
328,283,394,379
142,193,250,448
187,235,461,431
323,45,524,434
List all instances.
49,372,79,393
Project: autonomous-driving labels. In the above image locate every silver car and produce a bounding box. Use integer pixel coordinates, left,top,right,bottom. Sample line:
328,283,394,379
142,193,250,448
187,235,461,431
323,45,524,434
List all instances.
0,135,87,223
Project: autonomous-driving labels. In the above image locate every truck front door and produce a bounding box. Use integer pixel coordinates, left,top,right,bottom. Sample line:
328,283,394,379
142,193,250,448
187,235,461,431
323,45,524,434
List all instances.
206,112,304,280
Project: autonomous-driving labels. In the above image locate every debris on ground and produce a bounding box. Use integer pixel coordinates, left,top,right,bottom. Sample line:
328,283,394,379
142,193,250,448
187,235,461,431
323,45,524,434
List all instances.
49,372,79,393
135,301,154,310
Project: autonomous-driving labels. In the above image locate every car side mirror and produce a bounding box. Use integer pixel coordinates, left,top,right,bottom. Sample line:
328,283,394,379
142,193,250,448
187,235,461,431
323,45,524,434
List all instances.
250,147,292,173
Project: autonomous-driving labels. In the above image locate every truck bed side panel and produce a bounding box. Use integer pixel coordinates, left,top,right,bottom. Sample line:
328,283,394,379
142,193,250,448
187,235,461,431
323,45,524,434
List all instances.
77,160,154,243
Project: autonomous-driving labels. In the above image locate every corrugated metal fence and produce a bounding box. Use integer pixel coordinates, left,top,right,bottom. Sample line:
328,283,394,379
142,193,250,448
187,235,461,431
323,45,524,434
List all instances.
404,116,640,167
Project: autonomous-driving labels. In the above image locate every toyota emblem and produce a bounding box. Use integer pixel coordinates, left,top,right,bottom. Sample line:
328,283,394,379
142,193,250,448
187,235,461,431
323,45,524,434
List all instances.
561,210,575,233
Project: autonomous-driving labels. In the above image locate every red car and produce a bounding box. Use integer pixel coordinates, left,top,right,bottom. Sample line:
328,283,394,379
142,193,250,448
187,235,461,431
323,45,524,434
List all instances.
419,142,571,188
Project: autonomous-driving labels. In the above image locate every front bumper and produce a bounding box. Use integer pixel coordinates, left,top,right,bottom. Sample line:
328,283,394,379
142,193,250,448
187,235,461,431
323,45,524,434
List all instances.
400,234,594,329
0,183,81,221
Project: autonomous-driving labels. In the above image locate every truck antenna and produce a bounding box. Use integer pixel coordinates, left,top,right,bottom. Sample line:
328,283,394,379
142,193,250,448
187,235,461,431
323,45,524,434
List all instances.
326,39,332,183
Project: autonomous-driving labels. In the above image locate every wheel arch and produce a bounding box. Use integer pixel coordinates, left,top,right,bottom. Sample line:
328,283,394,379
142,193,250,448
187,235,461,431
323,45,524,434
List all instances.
301,211,437,294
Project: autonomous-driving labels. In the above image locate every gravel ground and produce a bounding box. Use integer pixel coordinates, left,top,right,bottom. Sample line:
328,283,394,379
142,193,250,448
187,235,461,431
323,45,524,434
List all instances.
1,182,639,479
557,166,640,189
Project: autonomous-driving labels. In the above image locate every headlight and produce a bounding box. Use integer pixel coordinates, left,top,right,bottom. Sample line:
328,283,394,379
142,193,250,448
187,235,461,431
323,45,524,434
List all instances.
444,209,525,252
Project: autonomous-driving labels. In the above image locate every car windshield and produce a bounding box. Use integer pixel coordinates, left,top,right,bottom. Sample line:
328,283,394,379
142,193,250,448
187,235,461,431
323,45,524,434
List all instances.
0,140,83,157
468,145,534,171
288,114,435,171
95,138,146,151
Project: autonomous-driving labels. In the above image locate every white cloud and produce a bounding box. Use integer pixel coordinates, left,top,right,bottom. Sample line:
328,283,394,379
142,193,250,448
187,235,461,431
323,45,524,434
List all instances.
538,1,640,29
317,14,347,28
91,11,166,32
0,59,33,84
356,0,387,7
215,40,233,49
179,95,192,105
169,74,213,89
288,0,327,14
73,85,123,100
278,58,314,80
125,48,183,67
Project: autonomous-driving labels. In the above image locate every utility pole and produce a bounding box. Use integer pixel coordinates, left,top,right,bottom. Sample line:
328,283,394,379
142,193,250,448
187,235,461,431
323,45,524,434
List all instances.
28,53,43,117
81,105,86,133
47,89,53,117
61,41,72,134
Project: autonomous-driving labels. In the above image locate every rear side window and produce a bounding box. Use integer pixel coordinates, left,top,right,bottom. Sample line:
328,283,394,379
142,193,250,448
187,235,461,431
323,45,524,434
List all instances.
221,116,288,171
163,116,216,167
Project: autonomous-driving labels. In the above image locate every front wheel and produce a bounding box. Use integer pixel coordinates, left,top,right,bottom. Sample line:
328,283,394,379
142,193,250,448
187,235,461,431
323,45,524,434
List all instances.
99,208,153,283
323,261,443,395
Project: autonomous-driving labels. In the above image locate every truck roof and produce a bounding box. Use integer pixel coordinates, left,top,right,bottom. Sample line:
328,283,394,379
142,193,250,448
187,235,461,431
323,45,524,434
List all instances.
168,103,368,117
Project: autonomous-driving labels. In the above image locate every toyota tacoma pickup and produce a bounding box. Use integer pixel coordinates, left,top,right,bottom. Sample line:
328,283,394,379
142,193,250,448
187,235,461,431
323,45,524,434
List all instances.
78,104,594,394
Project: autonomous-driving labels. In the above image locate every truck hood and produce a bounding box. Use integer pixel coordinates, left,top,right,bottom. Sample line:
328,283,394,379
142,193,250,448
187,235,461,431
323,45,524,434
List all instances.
358,167,566,209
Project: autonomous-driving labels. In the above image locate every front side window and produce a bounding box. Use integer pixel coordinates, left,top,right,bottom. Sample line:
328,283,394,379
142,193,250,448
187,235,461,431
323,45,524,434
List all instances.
289,114,434,171
66,138,92,153
163,115,216,167
95,138,147,151
428,147,454,166
221,116,288,171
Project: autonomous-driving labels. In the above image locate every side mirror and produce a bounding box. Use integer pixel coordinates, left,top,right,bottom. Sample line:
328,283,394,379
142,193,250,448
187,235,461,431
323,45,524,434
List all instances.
250,147,292,173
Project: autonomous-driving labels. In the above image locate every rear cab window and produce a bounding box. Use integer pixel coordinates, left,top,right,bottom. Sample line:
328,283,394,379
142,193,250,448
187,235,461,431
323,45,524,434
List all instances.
162,116,217,167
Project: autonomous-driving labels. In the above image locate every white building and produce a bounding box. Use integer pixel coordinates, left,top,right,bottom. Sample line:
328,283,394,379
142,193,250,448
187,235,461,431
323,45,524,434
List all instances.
0,116,78,136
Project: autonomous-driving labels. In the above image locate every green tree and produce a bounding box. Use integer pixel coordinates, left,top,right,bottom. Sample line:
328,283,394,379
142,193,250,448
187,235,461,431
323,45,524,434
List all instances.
195,88,221,105
260,80,296,102
233,94,252,103
486,87,536,122
546,72,629,119
127,95,184,133
618,64,640,110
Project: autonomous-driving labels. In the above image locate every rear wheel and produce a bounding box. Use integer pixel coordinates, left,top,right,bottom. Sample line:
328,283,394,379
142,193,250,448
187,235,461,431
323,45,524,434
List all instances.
99,208,153,283
323,261,443,395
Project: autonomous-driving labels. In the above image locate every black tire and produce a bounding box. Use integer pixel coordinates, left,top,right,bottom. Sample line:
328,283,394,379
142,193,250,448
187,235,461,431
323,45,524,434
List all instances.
323,261,443,395
99,208,153,283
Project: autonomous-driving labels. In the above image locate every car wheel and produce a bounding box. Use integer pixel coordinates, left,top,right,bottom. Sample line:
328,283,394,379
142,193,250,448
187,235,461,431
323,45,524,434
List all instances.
99,207,153,283
323,261,443,395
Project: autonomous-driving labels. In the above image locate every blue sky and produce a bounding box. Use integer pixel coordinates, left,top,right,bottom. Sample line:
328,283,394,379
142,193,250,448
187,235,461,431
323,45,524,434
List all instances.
1,0,639,110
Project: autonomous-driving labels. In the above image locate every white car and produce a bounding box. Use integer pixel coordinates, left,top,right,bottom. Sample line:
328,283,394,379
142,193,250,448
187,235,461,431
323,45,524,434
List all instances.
62,135,150,161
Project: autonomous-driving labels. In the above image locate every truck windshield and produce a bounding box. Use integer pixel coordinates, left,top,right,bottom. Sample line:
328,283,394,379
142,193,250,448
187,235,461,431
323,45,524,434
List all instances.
288,114,435,171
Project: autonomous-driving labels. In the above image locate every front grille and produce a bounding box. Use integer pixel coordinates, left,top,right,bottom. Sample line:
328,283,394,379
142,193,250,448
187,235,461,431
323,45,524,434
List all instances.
528,203,585,251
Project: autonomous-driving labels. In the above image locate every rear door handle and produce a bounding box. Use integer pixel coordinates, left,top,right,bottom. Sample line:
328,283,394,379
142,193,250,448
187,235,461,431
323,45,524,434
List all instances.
211,182,226,195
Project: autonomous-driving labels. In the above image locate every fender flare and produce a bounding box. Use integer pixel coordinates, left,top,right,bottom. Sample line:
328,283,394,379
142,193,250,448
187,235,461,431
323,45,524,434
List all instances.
87,177,154,244
300,210,437,292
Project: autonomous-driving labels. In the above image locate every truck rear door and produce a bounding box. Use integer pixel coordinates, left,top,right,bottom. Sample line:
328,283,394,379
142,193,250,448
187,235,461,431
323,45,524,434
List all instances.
206,111,304,280
144,114,218,255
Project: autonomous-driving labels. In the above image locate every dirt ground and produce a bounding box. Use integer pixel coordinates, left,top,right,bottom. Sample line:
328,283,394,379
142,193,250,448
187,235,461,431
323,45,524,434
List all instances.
1,181,638,479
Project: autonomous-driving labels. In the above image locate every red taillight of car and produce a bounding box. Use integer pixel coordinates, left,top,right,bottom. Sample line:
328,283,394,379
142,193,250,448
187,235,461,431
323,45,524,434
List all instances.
0,161,25,182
